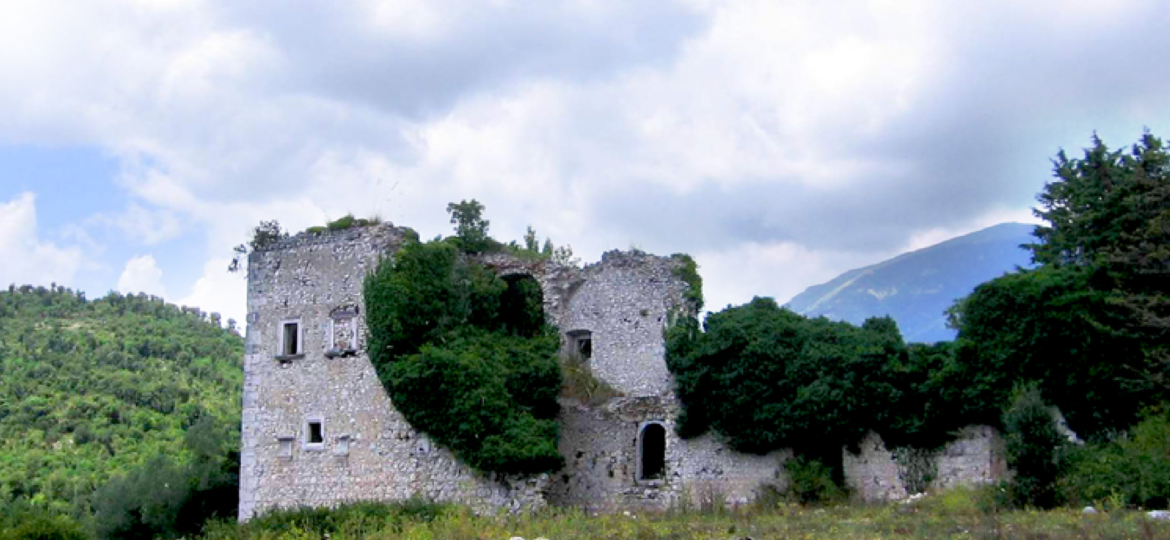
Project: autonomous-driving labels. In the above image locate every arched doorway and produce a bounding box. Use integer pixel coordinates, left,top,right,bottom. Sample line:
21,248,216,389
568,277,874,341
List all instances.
639,422,666,480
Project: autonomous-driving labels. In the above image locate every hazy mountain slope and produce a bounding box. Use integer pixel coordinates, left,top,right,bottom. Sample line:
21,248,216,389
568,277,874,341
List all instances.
785,223,1035,342
0,285,242,514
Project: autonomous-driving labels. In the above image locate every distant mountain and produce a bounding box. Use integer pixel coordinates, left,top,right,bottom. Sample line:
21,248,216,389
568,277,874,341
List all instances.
785,222,1036,343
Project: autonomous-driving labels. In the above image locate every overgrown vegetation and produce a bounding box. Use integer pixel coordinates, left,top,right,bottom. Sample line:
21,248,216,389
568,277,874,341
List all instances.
665,299,970,486
304,214,382,235
363,202,565,475
184,495,1170,540
1002,387,1067,509
670,253,704,313
0,285,243,538
668,131,1170,504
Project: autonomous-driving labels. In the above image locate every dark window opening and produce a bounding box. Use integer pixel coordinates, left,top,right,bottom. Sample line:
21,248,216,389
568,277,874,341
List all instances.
498,275,545,337
308,421,323,444
640,423,666,480
576,336,592,359
567,329,592,360
282,321,300,356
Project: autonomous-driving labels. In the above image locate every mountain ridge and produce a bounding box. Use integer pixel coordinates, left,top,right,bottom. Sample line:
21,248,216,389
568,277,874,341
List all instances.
785,222,1036,342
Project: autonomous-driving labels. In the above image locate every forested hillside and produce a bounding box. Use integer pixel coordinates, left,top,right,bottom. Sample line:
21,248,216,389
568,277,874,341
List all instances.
0,285,243,517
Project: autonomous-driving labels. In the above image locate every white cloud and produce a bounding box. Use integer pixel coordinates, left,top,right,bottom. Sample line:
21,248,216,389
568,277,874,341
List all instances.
178,257,246,327
1,0,1167,314
91,202,184,245
116,254,167,297
901,206,1043,253
0,193,84,288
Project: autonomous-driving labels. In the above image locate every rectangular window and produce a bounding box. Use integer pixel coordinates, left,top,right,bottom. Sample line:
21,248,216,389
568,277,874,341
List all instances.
308,421,323,444
282,321,300,356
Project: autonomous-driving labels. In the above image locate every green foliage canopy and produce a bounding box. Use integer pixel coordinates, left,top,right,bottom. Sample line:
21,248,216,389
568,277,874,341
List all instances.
363,237,564,475
0,285,242,519
666,298,973,472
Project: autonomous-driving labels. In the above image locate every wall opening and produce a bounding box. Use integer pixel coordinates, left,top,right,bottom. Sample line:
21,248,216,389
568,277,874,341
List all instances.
639,422,666,480
305,418,324,450
567,329,592,360
498,274,545,337
280,319,301,356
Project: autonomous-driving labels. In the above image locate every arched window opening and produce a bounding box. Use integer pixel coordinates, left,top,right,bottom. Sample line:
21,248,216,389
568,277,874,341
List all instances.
639,423,666,480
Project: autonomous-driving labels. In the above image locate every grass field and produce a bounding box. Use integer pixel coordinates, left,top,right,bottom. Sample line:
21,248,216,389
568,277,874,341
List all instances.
202,490,1170,540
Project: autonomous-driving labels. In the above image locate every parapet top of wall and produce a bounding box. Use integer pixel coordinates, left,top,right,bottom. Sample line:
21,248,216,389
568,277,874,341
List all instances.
248,223,411,258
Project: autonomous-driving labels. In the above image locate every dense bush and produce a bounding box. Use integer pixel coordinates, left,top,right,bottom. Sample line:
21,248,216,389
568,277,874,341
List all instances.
0,501,88,540
364,236,564,475
949,266,1153,440
784,456,846,505
665,297,977,480
206,500,447,540
1002,387,1067,508
92,416,239,540
1060,410,1170,509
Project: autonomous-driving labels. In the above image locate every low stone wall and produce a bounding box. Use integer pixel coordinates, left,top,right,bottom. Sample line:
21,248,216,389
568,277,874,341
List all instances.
550,396,788,512
843,426,1004,501
554,396,1003,511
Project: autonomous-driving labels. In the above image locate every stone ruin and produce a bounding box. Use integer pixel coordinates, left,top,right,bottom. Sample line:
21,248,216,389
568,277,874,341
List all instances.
238,223,1004,520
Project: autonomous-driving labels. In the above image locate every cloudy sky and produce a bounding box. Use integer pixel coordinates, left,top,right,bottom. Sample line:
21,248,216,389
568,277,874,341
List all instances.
1,0,1167,326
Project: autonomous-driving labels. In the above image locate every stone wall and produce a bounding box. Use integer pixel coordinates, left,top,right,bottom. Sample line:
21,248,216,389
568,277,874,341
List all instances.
561,251,689,397
844,426,1004,501
550,395,789,512
238,225,546,521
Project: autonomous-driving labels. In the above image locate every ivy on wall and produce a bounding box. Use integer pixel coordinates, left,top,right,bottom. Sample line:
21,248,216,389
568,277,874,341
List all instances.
363,237,564,475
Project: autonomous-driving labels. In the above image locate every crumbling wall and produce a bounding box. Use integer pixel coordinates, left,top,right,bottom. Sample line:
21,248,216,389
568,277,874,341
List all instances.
843,426,1004,501
239,225,546,521
561,251,689,397
550,395,788,512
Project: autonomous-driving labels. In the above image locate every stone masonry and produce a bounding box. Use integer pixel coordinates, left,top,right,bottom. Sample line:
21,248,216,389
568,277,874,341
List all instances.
240,223,1002,520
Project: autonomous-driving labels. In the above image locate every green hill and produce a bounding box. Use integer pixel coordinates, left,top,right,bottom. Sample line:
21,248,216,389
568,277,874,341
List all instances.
0,284,243,515
785,223,1036,342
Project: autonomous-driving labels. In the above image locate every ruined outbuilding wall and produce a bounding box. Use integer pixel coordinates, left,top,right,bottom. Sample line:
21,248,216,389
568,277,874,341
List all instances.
561,251,689,397
845,426,1005,501
550,395,789,512
238,225,546,521
554,395,1003,511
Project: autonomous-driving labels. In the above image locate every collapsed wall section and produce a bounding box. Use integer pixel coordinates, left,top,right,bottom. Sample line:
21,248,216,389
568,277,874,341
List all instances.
844,426,1005,501
238,225,546,521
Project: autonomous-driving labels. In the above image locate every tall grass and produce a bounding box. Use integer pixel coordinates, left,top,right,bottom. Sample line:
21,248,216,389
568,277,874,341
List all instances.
197,490,1170,540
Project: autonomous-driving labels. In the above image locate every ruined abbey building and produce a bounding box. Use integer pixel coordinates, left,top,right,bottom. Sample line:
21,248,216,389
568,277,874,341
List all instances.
239,223,1003,520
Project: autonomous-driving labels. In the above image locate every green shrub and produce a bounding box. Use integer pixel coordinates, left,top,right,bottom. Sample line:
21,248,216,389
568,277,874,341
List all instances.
239,500,446,539
92,416,239,540
1060,410,1170,509
1003,387,1066,508
364,236,563,475
0,513,88,540
784,456,845,505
